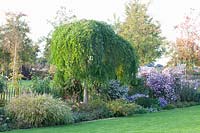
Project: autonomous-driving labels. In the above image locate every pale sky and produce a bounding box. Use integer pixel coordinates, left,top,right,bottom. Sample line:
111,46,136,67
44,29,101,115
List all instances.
0,0,200,64
1,0,200,42
0,0,129,42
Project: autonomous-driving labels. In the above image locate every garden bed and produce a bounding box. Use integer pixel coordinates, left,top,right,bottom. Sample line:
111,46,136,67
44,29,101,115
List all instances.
4,105,200,133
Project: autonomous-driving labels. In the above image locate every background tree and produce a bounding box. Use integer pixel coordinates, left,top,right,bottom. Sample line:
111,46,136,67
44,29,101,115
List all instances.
0,12,39,94
51,20,138,103
0,31,11,76
118,0,165,65
37,7,76,77
41,6,76,62
168,10,200,69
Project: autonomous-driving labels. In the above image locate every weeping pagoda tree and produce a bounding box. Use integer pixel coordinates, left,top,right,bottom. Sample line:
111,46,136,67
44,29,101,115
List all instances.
50,20,138,103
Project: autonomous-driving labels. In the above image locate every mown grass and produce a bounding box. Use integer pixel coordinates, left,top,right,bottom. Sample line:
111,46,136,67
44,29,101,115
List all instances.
5,105,200,133
7,80,33,90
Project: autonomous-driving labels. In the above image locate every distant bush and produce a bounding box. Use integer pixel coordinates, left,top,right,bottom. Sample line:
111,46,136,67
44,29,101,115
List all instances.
125,93,148,103
146,72,177,102
107,99,142,117
72,99,111,122
106,80,128,100
0,107,11,132
135,97,158,108
0,99,6,107
31,76,51,94
146,107,159,113
163,104,176,110
52,78,83,102
175,79,200,102
73,98,146,122
175,101,199,108
158,97,168,108
5,94,73,128
0,76,7,93
129,78,149,95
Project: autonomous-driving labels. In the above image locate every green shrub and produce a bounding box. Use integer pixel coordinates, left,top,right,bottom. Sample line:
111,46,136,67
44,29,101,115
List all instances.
5,94,73,128
135,97,158,108
175,101,199,108
133,106,148,114
52,78,83,102
0,99,6,107
106,80,129,100
179,86,199,102
146,107,159,113
73,112,92,123
175,79,200,102
0,107,11,132
0,107,4,114
163,104,176,110
73,99,112,122
31,76,51,94
107,99,142,117
0,76,7,93
188,101,199,106
129,78,149,95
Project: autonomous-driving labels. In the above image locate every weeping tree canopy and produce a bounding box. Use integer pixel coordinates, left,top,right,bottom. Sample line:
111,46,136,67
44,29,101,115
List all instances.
51,20,138,87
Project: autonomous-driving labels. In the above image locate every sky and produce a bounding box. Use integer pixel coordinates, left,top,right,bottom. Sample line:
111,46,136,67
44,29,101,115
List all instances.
0,0,129,42
0,0,200,64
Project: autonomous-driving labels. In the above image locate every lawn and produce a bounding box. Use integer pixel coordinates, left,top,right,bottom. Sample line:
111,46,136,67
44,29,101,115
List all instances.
5,105,200,133
7,80,33,90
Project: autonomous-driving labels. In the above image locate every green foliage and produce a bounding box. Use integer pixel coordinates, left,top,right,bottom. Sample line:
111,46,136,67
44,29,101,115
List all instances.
5,106,200,133
0,12,39,94
133,106,148,114
105,80,129,100
51,20,138,88
118,0,165,65
41,6,76,62
175,80,200,102
129,77,149,95
52,78,83,102
31,76,51,94
72,99,112,122
162,104,176,110
0,12,39,75
0,99,6,107
5,94,73,128
135,97,158,108
95,80,131,101
179,86,200,102
0,107,11,132
0,76,7,93
175,101,199,108
0,76,7,107
0,50,10,76
107,99,142,117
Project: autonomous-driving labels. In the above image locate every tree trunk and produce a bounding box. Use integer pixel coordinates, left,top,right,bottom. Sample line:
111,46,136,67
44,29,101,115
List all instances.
83,82,88,104
12,31,20,95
